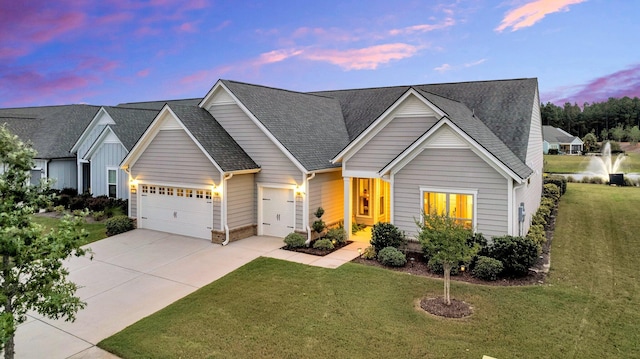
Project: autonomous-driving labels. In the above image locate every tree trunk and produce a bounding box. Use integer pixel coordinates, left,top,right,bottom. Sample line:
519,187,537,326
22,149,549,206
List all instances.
443,263,451,306
3,254,14,359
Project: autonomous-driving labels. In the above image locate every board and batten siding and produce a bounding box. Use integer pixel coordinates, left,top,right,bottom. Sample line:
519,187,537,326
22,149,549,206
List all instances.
48,159,77,190
226,173,255,229
207,104,302,184
130,129,221,220
90,142,129,199
77,124,106,159
517,89,543,235
393,148,509,238
308,171,344,226
347,116,439,172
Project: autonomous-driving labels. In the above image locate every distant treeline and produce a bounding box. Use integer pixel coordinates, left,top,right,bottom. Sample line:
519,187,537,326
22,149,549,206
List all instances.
541,96,640,141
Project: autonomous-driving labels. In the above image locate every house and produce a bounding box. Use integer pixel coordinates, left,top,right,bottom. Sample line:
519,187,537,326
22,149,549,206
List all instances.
121,78,543,243
542,126,583,154
0,105,100,189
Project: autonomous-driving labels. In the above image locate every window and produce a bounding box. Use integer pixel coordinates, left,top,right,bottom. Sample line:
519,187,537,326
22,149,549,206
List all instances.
205,190,212,200
149,186,156,194
159,187,166,195
177,188,184,197
196,190,204,199
142,185,148,194
357,178,372,216
186,189,193,198
422,189,475,228
167,187,174,196
107,169,117,198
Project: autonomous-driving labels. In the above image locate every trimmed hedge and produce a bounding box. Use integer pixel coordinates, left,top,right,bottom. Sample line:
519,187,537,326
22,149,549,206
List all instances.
472,256,504,281
313,238,334,250
325,228,347,244
370,222,405,252
105,215,135,236
377,246,407,267
481,235,539,277
284,232,306,248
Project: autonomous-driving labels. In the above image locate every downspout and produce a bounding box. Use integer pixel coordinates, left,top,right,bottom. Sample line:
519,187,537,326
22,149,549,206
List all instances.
304,172,316,245
222,173,234,246
514,180,527,237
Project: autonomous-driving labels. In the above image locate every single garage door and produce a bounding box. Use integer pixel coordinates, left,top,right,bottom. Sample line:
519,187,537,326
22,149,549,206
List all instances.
139,184,213,239
261,187,295,238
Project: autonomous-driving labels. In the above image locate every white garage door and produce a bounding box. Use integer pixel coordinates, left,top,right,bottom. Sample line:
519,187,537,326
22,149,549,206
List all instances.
139,184,213,239
261,187,295,238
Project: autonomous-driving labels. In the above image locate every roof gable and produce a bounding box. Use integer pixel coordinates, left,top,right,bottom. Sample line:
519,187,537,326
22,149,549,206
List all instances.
542,125,582,145
83,126,126,160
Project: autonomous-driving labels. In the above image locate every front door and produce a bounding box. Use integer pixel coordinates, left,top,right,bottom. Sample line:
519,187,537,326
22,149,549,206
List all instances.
261,187,295,237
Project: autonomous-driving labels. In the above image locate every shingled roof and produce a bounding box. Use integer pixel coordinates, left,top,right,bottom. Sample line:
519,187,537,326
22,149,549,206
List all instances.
542,125,581,144
167,104,259,172
100,106,159,151
118,98,201,110
0,105,100,159
221,80,350,171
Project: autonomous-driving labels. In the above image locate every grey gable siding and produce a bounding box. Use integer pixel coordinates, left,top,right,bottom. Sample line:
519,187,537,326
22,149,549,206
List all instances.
347,116,439,172
129,129,221,219
393,148,509,239
90,142,129,199
207,104,302,184
226,173,255,230
77,124,106,160
48,159,77,190
308,171,343,227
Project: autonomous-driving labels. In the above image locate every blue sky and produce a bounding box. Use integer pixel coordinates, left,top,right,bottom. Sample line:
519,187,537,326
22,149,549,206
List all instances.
1,0,638,107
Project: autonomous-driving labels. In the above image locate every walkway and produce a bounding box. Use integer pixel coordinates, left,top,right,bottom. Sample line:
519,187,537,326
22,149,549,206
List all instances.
10,229,368,358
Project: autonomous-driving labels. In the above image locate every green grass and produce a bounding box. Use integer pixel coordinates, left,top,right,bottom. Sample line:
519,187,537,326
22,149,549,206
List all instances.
544,152,640,173
32,215,107,245
98,183,640,358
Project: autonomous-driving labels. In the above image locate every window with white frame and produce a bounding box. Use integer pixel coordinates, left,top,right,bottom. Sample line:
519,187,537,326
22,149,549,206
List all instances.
421,188,475,229
107,168,117,198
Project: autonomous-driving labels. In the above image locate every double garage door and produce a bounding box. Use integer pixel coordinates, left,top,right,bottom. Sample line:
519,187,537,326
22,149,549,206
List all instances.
139,184,213,239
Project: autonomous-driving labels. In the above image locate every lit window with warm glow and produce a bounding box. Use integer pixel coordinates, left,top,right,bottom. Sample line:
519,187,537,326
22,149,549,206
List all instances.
422,191,474,228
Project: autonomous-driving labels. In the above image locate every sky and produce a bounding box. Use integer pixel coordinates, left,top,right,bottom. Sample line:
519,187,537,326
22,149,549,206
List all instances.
0,0,638,108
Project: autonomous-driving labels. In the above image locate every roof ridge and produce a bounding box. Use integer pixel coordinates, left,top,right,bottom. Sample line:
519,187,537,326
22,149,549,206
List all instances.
108,105,160,112
222,79,337,101
118,98,201,105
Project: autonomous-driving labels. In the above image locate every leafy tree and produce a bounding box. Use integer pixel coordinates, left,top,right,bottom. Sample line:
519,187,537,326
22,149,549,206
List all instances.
611,124,626,142
627,125,640,145
582,132,598,153
416,213,479,306
0,125,90,359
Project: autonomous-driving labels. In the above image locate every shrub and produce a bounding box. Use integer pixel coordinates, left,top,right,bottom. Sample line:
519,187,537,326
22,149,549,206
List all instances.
472,256,504,281
313,238,334,250
544,175,567,195
53,205,66,214
311,207,326,235
427,258,461,275
92,211,106,221
377,246,407,267
481,235,539,277
540,197,555,209
105,215,135,236
543,183,560,201
527,224,546,248
325,227,346,244
69,195,90,211
370,222,405,252
467,232,487,249
59,187,78,197
362,246,376,260
284,232,306,248
566,176,575,183
87,196,111,212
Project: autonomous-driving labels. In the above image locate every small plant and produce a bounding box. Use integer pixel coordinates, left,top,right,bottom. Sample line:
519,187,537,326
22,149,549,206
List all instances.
370,222,405,252
481,235,539,277
472,256,504,281
325,227,346,245
311,207,326,236
377,246,407,267
362,246,376,260
313,238,334,250
351,221,366,234
284,232,306,248
53,205,66,214
105,215,135,236
92,210,106,221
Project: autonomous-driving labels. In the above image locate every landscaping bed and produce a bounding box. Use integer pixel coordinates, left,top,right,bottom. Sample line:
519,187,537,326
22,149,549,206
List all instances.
281,240,353,256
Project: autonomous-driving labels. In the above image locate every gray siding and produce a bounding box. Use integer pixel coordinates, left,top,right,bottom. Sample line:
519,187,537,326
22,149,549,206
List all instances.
207,104,302,184
309,171,344,226
131,129,221,185
90,142,129,199
347,116,438,171
394,148,509,239
48,159,77,190
78,124,106,159
226,173,255,229
130,192,137,218
212,196,221,230
296,197,303,231
517,89,543,235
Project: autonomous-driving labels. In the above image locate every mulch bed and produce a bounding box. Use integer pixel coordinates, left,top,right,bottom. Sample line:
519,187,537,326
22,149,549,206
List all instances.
282,240,354,256
420,297,473,318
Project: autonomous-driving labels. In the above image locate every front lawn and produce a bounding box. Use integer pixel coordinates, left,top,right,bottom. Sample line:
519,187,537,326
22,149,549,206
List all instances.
99,183,640,358
544,152,640,173
32,215,107,245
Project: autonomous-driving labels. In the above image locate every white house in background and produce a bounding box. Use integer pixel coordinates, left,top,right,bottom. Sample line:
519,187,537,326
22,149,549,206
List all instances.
120,78,543,243
542,126,583,154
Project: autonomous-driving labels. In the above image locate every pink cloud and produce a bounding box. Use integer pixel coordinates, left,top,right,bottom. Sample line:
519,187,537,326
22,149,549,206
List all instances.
543,64,640,104
496,0,587,32
0,69,98,106
177,22,198,33
303,43,419,70
137,69,151,77
253,49,303,66
213,20,232,32
389,17,456,36
434,63,452,73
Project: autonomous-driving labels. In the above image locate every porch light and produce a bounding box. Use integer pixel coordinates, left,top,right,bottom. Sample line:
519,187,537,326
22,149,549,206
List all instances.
295,185,305,197
212,184,221,197
357,248,362,258
130,184,137,194
460,265,466,272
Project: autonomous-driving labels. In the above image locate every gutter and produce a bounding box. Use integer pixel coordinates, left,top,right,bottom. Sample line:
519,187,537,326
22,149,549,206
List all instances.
221,173,234,246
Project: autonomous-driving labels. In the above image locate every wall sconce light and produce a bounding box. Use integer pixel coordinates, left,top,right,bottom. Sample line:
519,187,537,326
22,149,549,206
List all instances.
130,184,137,194
212,184,221,197
295,185,305,197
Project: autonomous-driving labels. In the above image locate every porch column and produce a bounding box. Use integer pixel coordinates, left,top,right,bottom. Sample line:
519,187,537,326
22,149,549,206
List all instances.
343,177,352,240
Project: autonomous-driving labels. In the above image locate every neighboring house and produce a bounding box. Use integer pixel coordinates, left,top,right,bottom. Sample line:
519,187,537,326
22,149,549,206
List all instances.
542,126,583,154
121,78,543,243
0,105,100,189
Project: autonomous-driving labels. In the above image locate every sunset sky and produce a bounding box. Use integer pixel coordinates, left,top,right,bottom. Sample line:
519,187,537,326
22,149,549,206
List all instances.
1,0,638,107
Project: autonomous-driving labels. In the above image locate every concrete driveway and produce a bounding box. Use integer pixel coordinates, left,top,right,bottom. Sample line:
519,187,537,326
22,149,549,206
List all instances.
12,229,284,359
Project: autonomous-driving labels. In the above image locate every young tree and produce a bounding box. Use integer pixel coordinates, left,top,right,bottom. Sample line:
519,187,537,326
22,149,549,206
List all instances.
416,213,479,306
0,125,90,359
582,132,598,153
611,124,626,142
627,125,640,145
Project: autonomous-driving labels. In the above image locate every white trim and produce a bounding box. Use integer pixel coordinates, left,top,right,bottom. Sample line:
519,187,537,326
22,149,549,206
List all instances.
200,81,309,174
342,169,382,179
331,88,446,163
70,107,113,153
107,166,118,198
83,126,128,160
256,183,296,236
380,118,524,183
120,104,225,175
342,177,352,240
419,186,478,231
507,178,514,235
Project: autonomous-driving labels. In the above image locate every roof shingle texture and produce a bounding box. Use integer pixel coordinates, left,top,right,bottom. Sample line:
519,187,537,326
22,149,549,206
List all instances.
101,106,159,151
